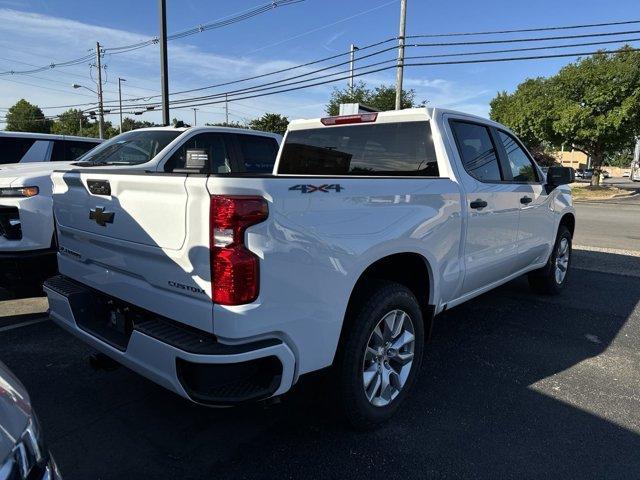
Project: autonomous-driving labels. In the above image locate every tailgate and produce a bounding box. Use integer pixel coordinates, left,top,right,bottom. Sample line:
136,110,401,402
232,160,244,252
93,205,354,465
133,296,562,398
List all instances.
51,170,213,331
53,171,187,249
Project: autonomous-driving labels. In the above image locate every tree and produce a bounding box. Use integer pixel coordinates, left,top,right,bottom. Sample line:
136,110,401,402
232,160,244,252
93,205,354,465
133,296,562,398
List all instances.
490,47,640,185
121,117,158,132
205,121,247,129
5,99,51,133
326,82,423,116
249,113,289,136
51,109,91,137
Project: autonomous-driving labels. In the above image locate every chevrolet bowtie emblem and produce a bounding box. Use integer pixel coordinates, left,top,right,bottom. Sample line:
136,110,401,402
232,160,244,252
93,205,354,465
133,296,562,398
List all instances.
89,207,115,226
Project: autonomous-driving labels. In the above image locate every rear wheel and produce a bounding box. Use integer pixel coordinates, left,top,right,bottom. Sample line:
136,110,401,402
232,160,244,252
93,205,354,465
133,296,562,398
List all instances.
528,225,572,295
337,281,424,429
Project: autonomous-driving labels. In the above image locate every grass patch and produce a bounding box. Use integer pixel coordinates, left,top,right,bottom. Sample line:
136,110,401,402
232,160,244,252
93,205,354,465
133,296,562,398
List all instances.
571,185,630,200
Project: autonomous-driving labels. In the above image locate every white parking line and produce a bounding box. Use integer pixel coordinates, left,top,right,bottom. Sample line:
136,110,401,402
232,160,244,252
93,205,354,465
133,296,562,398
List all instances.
0,317,49,333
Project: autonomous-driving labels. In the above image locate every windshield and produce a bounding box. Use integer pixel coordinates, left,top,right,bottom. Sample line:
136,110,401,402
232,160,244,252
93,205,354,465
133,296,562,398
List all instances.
74,130,181,166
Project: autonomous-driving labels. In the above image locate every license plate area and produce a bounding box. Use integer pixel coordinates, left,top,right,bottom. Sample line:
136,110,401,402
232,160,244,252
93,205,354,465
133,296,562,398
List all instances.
74,293,135,351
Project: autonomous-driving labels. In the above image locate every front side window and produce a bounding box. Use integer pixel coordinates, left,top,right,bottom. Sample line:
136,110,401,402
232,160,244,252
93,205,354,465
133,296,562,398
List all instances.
278,121,439,176
450,121,502,182
164,133,230,173
498,131,539,182
75,130,181,166
0,137,36,164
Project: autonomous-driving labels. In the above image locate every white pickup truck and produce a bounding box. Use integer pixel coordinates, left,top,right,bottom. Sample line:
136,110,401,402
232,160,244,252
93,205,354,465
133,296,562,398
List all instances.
45,108,575,428
0,126,280,296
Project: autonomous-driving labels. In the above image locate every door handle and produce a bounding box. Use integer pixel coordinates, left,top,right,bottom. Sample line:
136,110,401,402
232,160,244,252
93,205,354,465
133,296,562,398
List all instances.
470,199,488,210
520,196,533,205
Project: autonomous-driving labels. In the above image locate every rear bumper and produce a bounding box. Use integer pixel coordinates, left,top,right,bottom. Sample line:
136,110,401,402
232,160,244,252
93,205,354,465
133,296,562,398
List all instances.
0,248,57,290
44,275,296,405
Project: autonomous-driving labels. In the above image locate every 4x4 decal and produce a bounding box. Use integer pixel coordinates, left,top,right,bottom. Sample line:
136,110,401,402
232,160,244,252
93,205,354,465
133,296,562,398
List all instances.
289,184,344,194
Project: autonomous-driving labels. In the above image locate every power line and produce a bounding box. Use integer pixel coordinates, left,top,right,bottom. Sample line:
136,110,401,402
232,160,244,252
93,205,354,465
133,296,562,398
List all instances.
0,0,304,77
141,47,640,110
407,19,640,39
113,36,640,111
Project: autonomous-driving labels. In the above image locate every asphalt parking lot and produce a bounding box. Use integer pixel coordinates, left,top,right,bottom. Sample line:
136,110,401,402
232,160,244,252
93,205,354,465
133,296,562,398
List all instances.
1,191,639,479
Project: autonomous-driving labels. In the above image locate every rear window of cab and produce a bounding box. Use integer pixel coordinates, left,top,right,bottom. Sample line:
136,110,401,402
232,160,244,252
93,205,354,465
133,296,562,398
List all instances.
278,121,439,177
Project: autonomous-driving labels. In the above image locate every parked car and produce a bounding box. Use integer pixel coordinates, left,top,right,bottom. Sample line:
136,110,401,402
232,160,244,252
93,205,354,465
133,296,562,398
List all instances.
44,108,575,429
0,132,100,167
0,360,61,479
0,126,281,296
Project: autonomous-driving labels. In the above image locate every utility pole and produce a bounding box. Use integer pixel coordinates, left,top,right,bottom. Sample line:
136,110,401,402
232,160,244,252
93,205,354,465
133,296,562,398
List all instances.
95,42,105,139
349,44,359,90
225,94,229,125
192,108,198,126
78,112,83,136
118,77,126,134
158,0,170,126
394,0,407,110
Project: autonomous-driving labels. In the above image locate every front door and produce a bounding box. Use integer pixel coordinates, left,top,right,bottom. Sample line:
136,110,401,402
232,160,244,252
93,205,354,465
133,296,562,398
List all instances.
494,130,555,269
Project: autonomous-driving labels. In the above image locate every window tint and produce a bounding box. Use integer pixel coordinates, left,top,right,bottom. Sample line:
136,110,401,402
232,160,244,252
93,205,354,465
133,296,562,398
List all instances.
51,140,100,162
67,141,99,161
278,121,439,176
450,121,502,182
78,130,180,166
237,135,278,173
0,137,36,164
164,133,230,173
51,140,65,162
498,131,539,182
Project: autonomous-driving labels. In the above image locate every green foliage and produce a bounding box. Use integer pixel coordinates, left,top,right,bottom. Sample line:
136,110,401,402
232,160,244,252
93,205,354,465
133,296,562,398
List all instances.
205,121,248,129
490,47,640,175
326,82,423,115
605,148,633,168
121,117,158,132
5,99,51,133
50,109,91,136
248,113,289,136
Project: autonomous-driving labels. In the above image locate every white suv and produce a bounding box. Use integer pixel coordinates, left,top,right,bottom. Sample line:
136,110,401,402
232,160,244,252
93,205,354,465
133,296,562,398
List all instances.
0,131,101,166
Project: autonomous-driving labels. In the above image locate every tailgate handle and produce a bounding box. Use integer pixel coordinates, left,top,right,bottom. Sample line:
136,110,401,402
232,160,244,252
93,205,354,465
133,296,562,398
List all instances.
87,179,111,196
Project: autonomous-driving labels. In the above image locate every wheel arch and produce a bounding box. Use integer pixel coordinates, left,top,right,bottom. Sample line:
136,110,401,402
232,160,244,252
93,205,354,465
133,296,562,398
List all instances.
334,252,436,363
559,211,575,236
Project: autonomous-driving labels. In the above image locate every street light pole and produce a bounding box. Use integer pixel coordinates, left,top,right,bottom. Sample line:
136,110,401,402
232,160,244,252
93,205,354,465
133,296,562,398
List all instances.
192,108,198,126
118,77,126,133
95,41,105,139
225,94,229,124
394,0,407,110
158,0,170,126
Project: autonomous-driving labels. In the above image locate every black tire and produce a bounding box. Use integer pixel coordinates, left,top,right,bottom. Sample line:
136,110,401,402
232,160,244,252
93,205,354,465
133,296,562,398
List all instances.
528,225,572,295
336,280,424,430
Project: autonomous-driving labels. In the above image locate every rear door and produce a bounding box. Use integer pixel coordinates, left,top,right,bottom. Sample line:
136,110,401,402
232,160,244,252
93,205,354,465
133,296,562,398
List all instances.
448,119,522,295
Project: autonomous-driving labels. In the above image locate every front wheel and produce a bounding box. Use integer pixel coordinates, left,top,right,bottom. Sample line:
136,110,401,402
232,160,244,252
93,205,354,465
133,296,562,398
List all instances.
337,281,424,430
528,225,572,295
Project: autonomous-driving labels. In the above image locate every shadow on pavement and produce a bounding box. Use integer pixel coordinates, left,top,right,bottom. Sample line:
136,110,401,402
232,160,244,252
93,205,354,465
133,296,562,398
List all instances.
1,250,639,479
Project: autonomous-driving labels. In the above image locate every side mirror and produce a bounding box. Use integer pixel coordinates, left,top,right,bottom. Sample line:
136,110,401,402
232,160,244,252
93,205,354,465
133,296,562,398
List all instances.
183,149,209,173
546,166,574,191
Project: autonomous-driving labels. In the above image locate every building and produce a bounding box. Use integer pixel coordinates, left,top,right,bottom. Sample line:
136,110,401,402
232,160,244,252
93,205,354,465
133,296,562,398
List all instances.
554,149,589,170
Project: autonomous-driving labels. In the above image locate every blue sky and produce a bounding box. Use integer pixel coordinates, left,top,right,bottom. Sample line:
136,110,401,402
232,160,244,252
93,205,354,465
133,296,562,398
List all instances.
0,0,638,128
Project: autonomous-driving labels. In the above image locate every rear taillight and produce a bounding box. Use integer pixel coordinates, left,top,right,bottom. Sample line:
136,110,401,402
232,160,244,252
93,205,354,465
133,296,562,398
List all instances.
210,195,268,305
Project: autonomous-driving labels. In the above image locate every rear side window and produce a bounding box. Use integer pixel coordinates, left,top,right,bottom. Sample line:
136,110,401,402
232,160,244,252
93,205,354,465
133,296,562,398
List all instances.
164,133,230,173
497,131,539,182
67,141,99,161
51,140,99,162
0,137,36,164
278,121,439,176
237,135,278,173
450,121,502,182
